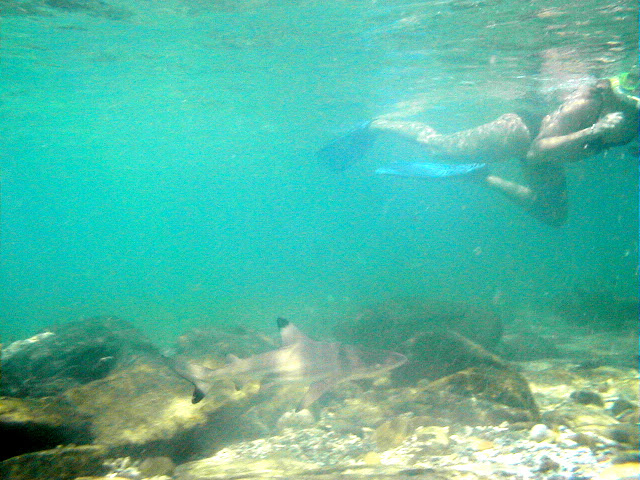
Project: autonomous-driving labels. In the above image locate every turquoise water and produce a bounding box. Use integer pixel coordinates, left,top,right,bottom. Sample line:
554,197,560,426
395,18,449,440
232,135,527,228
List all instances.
0,0,638,343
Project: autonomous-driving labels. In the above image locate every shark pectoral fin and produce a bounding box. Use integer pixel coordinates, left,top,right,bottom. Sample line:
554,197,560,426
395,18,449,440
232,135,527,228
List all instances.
298,381,335,411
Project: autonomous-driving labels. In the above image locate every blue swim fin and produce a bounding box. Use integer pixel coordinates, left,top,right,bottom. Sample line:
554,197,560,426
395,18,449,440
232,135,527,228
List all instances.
317,121,376,171
375,161,488,179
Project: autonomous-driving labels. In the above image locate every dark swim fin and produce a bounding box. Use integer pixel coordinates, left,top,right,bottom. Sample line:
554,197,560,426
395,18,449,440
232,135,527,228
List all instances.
317,121,376,171
375,161,488,179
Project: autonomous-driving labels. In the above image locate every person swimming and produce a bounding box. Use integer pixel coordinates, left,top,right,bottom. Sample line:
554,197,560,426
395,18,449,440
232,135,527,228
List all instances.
318,69,639,227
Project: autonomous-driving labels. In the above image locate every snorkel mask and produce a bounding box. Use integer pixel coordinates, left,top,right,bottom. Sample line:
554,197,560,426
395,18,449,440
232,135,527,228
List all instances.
616,72,639,94
610,69,640,99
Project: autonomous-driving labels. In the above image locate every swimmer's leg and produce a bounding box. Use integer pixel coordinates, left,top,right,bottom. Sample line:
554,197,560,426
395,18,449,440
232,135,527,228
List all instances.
371,113,531,163
484,164,568,227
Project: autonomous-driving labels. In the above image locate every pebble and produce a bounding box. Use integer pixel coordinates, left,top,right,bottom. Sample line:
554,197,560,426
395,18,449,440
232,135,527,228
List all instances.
537,454,560,472
596,462,640,480
530,423,551,442
276,409,315,432
570,390,605,407
609,398,636,417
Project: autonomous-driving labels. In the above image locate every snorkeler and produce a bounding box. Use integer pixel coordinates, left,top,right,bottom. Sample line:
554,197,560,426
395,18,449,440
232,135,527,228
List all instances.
318,70,640,227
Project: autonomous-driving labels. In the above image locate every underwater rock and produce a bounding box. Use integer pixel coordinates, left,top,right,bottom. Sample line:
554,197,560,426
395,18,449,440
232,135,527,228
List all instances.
62,361,253,462
174,324,277,360
373,422,451,455
595,462,640,480
412,426,451,453
542,401,636,448
172,428,484,480
499,331,560,360
0,316,161,398
554,288,639,330
0,445,106,480
425,364,540,421
103,455,176,479
529,423,551,442
367,383,534,428
570,389,605,406
606,424,640,448
543,403,619,430
334,297,503,351
372,414,416,451
333,298,504,385
276,409,315,432
535,454,560,473
0,317,271,463
611,452,640,464
0,396,92,461
354,325,541,422
138,455,175,477
609,397,637,417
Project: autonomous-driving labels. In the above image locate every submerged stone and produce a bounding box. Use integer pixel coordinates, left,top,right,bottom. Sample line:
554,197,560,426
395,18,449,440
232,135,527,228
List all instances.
334,297,503,352
606,424,640,448
0,445,106,480
570,389,605,407
425,363,540,421
174,450,492,480
62,361,250,461
596,462,640,480
1,316,160,398
554,289,638,331
372,414,416,451
0,396,92,461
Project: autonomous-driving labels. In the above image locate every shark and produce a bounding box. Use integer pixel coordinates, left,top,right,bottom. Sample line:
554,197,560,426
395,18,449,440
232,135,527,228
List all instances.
168,317,407,410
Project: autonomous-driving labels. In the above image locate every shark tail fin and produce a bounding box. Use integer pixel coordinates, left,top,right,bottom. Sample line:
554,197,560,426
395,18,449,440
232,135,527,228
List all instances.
162,354,216,404
184,362,216,403
192,385,206,404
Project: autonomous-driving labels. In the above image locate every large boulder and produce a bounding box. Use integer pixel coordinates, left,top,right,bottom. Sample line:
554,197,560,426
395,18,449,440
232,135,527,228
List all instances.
0,316,160,398
554,288,638,330
62,360,256,462
333,298,505,382
0,445,107,480
333,298,503,353
0,397,92,462
0,317,272,462
331,298,537,419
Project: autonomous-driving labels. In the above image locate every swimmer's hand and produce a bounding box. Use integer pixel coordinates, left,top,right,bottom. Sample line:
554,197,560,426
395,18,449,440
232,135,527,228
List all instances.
590,112,624,135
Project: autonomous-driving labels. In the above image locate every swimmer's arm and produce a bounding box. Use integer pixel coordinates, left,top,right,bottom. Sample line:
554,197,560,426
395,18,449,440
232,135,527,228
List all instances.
525,124,603,164
527,110,629,164
525,92,611,164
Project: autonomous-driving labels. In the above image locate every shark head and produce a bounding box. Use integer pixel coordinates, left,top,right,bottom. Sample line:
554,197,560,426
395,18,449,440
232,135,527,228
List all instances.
372,350,408,373
338,344,407,381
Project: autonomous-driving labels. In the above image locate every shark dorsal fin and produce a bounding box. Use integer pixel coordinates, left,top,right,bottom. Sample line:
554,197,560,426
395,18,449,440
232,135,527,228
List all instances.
277,317,307,347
